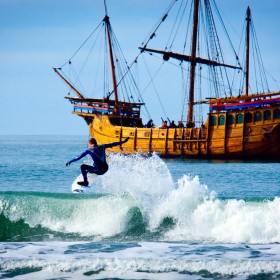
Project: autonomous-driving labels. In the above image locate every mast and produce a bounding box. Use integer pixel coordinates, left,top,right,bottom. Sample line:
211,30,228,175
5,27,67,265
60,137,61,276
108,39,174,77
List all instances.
187,0,200,125
245,6,251,96
104,0,119,106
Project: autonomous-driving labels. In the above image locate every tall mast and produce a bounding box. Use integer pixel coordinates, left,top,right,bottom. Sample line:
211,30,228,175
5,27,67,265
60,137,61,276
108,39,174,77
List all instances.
187,0,200,125
245,6,251,96
104,0,119,105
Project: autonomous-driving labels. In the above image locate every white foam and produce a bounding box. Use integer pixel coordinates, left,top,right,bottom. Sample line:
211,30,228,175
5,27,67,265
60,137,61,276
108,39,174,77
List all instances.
2,246,280,280
159,184,280,243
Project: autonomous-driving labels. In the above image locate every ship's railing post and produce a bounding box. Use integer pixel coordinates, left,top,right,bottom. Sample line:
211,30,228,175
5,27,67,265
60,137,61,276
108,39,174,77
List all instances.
224,113,227,155
241,111,245,154
207,113,211,156
120,126,123,150
197,128,201,154
172,128,177,152
134,128,137,151
165,128,168,155
149,128,152,153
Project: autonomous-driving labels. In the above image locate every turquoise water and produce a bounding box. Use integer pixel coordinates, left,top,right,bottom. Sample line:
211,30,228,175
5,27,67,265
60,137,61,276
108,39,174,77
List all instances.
1,135,280,279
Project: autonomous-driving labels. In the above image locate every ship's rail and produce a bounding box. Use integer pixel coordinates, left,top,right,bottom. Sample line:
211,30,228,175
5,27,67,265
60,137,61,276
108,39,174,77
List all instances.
210,96,280,111
65,96,143,118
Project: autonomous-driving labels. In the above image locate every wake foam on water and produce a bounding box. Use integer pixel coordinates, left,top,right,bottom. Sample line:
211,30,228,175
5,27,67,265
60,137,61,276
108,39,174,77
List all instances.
2,258,280,280
1,153,280,243
1,242,280,279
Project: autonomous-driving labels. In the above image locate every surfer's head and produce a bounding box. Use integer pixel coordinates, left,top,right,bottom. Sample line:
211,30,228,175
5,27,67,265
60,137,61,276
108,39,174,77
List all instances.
88,138,97,147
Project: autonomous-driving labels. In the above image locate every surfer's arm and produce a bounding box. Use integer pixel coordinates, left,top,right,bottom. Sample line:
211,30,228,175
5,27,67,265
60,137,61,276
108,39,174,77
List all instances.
66,150,89,165
103,137,129,149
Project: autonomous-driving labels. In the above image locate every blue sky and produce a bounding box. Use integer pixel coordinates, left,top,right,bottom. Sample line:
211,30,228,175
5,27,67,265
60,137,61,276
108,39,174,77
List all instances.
1,0,280,135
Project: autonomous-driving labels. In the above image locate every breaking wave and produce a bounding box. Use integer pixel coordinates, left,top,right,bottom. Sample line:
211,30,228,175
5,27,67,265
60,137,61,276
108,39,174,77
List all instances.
1,153,280,243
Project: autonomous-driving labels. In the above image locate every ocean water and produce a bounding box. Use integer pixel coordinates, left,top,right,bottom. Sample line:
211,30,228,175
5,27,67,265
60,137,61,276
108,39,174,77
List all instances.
1,135,280,279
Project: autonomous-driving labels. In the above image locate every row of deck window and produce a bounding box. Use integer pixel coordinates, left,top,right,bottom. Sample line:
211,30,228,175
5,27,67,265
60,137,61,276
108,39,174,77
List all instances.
210,109,280,126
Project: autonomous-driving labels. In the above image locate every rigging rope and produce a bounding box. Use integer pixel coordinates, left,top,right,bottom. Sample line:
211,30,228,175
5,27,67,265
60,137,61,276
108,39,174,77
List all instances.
211,0,242,69
250,19,270,92
118,0,178,85
142,56,169,121
60,21,103,68
166,0,188,50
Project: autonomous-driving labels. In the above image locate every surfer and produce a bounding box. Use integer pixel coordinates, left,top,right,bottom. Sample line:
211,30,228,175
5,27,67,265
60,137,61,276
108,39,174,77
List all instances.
66,137,129,186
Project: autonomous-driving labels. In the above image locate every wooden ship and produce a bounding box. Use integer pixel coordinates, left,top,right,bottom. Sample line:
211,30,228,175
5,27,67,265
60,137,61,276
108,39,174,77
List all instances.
54,0,280,159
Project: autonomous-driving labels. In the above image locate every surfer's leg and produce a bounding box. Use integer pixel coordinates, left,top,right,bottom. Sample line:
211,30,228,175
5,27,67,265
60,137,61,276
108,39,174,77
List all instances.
79,164,99,186
79,164,91,186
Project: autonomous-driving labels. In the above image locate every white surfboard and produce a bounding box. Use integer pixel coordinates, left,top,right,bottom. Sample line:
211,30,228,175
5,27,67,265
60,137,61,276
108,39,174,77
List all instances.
71,173,97,193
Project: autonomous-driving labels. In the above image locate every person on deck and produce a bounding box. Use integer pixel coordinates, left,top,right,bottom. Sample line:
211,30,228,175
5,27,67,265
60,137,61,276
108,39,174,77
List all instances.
146,119,154,128
178,121,184,128
161,120,168,129
169,120,177,128
186,121,195,128
66,137,129,186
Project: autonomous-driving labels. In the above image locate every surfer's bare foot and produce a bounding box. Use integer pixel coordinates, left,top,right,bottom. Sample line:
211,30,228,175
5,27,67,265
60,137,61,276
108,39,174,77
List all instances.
77,181,89,186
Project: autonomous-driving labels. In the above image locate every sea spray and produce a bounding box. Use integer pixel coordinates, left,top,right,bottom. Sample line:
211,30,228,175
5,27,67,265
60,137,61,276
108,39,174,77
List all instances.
104,153,174,195
103,153,174,214
149,175,215,233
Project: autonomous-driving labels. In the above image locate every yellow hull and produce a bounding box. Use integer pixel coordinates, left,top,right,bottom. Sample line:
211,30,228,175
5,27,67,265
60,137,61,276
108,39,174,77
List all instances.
74,106,280,159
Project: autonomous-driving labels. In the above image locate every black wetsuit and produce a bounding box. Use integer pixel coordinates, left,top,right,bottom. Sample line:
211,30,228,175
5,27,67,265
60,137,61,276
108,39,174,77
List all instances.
68,140,125,182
